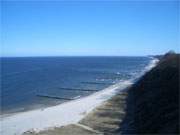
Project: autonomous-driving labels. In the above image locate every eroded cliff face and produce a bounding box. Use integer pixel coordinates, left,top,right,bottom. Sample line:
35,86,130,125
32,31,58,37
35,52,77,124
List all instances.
120,53,179,134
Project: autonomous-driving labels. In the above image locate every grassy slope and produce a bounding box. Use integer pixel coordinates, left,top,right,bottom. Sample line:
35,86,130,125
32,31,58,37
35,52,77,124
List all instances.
120,53,179,134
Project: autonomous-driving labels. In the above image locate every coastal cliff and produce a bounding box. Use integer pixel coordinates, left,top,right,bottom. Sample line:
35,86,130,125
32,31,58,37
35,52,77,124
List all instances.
120,53,179,134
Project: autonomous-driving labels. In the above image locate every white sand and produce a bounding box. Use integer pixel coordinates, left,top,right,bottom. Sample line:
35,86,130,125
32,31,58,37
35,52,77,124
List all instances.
0,58,159,135
0,81,132,135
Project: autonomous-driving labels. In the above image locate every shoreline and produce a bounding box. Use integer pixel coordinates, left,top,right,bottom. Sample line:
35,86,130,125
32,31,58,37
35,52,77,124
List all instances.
0,80,133,135
1,57,158,117
0,57,158,135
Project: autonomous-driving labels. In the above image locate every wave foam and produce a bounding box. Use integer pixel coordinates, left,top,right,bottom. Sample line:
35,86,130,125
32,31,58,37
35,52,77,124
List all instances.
133,57,159,80
144,58,159,72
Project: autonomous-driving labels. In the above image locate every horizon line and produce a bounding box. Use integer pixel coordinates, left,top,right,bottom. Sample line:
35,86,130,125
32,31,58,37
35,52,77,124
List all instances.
0,55,160,58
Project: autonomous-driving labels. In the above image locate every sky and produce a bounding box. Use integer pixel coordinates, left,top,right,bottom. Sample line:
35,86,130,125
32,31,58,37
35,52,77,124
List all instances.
1,0,179,56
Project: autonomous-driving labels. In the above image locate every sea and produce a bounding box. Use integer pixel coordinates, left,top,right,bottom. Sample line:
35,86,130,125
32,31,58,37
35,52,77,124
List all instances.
1,56,152,115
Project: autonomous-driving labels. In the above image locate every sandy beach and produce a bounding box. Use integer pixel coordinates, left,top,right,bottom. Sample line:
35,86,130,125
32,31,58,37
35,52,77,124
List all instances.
23,89,128,135
0,81,133,135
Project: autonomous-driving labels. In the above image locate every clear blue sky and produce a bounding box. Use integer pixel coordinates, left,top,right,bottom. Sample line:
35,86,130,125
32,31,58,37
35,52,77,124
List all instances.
1,1,179,56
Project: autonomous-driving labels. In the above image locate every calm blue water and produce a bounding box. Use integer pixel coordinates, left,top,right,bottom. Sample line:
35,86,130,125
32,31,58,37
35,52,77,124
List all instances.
1,57,150,114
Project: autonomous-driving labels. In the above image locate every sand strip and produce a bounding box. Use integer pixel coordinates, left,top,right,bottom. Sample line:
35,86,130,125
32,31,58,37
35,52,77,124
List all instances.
24,91,128,135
